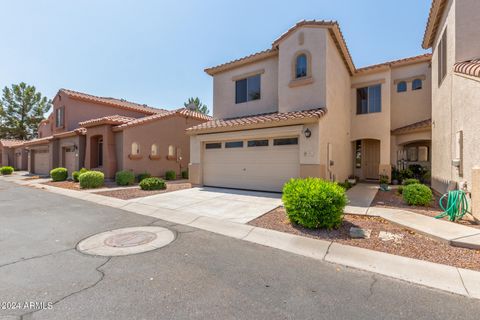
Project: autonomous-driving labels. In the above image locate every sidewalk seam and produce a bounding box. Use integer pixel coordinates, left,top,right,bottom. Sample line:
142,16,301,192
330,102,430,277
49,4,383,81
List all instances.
457,268,471,297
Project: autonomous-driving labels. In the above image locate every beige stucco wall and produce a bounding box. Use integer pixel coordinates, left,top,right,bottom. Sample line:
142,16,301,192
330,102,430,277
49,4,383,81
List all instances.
121,116,204,178
278,27,327,113
431,0,456,193
390,62,431,130
212,57,279,119
322,32,352,182
13,146,28,170
455,0,480,62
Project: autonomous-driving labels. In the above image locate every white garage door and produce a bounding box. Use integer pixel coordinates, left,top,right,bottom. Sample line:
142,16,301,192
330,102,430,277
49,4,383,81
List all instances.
203,137,300,192
63,147,76,176
33,150,50,175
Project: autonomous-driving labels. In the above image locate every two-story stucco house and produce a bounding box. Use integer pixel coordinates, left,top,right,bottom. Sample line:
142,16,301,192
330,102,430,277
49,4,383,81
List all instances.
23,89,210,178
422,0,480,219
187,20,432,192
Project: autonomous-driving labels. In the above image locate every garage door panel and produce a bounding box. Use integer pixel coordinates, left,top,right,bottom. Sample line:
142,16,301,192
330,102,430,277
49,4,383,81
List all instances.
33,150,50,175
203,141,299,192
63,148,76,176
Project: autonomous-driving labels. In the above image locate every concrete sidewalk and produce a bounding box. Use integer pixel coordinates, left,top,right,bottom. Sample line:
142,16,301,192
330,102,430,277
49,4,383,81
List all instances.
345,183,379,214
5,176,480,300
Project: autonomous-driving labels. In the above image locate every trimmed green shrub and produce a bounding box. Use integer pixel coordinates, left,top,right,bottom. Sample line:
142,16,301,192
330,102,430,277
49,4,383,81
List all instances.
181,170,189,179
165,170,176,180
115,170,135,186
50,167,68,182
0,166,14,175
137,172,151,183
397,185,404,195
402,183,433,206
403,178,420,186
140,177,166,190
79,171,104,189
73,168,88,182
282,178,347,229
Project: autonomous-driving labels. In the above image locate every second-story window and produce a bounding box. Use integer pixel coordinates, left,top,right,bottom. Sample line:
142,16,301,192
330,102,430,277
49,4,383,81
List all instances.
295,54,307,78
235,74,261,104
356,84,381,115
438,28,447,86
412,79,423,90
397,81,407,92
55,107,64,128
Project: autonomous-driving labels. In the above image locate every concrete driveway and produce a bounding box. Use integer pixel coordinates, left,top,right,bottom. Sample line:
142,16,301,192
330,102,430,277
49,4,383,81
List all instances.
128,187,282,223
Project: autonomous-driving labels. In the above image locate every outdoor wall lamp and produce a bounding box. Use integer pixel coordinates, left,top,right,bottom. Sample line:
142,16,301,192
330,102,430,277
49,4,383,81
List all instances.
304,128,312,138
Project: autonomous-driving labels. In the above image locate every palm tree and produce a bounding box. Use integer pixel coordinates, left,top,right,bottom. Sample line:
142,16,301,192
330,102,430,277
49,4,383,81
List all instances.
184,97,209,115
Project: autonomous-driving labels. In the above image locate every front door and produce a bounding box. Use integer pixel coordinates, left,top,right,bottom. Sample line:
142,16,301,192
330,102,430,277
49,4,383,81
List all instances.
363,140,380,180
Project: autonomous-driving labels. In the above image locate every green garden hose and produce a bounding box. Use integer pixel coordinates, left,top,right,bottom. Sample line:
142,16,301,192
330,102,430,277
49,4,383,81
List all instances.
435,190,470,222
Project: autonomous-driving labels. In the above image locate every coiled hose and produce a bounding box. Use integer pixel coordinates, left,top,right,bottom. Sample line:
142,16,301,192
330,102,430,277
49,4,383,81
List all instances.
435,190,470,222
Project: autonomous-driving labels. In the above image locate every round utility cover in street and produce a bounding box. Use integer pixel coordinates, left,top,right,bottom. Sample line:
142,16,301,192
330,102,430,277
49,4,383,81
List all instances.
77,226,175,256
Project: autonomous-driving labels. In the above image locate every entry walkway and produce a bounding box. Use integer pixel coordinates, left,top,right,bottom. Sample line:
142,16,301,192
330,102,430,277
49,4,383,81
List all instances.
345,183,480,249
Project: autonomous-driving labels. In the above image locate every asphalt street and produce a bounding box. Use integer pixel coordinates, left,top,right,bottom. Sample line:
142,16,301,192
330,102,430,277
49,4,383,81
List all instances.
1,179,479,320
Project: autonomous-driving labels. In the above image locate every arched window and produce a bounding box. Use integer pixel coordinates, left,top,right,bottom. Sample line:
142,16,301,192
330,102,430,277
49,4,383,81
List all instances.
131,142,140,155
412,79,422,90
295,54,308,78
168,145,175,158
151,144,158,156
397,81,407,92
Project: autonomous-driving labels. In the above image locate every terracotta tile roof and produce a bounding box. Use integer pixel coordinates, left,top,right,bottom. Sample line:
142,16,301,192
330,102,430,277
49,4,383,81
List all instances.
204,49,278,76
79,115,137,128
205,20,355,76
186,108,327,133
454,59,480,78
23,136,53,147
391,119,432,135
422,0,448,49
113,108,212,131
57,89,166,115
0,139,25,148
52,128,87,138
355,54,432,74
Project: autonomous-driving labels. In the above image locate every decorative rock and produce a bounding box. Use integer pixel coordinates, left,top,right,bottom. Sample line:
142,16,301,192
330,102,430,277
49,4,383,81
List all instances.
379,231,404,243
349,227,371,239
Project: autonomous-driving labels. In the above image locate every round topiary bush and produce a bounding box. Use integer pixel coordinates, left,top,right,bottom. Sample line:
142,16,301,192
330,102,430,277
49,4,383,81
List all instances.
115,170,135,186
402,183,433,206
137,172,151,183
72,168,88,182
50,167,68,182
282,178,347,229
403,178,420,186
0,166,14,175
79,171,104,189
140,177,166,190
165,170,176,180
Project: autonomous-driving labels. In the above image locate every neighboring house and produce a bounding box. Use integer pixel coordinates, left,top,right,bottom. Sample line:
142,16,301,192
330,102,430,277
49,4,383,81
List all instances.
187,20,432,192
0,139,28,170
422,0,480,219
22,89,210,178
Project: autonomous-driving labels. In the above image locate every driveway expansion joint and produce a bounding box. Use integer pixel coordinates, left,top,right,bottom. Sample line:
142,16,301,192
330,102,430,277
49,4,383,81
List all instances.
457,268,471,297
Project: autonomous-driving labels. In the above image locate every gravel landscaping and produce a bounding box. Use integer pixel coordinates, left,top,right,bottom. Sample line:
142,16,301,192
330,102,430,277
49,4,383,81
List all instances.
43,180,118,190
94,182,191,200
371,188,480,229
249,206,480,271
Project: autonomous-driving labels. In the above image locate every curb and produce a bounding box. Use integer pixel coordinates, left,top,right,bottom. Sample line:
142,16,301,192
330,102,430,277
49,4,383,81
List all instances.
4,177,480,300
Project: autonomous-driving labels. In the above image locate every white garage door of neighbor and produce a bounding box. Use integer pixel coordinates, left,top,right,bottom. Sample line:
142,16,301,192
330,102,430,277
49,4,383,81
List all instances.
203,138,300,192
63,147,76,176
33,150,50,175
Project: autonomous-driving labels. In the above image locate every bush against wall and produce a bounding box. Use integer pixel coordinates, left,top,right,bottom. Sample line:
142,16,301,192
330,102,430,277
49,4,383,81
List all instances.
115,170,135,186
79,171,104,189
165,170,176,180
137,172,151,183
50,167,68,182
72,168,88,182
402,183,433,206
282,178,347,229
0,166,14,175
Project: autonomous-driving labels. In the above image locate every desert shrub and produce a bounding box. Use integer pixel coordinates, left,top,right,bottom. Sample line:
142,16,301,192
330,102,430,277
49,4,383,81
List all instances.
50,167,68,182
181,170,189,179
337,180,352,190
79,171,104,189
137,172,151,183
115,170,135,186
165,170,176,180
400,168,414,180
139,177,166,190
0,166,14,175
403,178,420,186
282,178,347,229
397,185,404,195
402,183,433,206
73,168,88,182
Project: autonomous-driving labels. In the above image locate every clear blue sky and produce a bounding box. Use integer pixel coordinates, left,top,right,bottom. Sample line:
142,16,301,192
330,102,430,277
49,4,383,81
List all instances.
0,0,431,113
